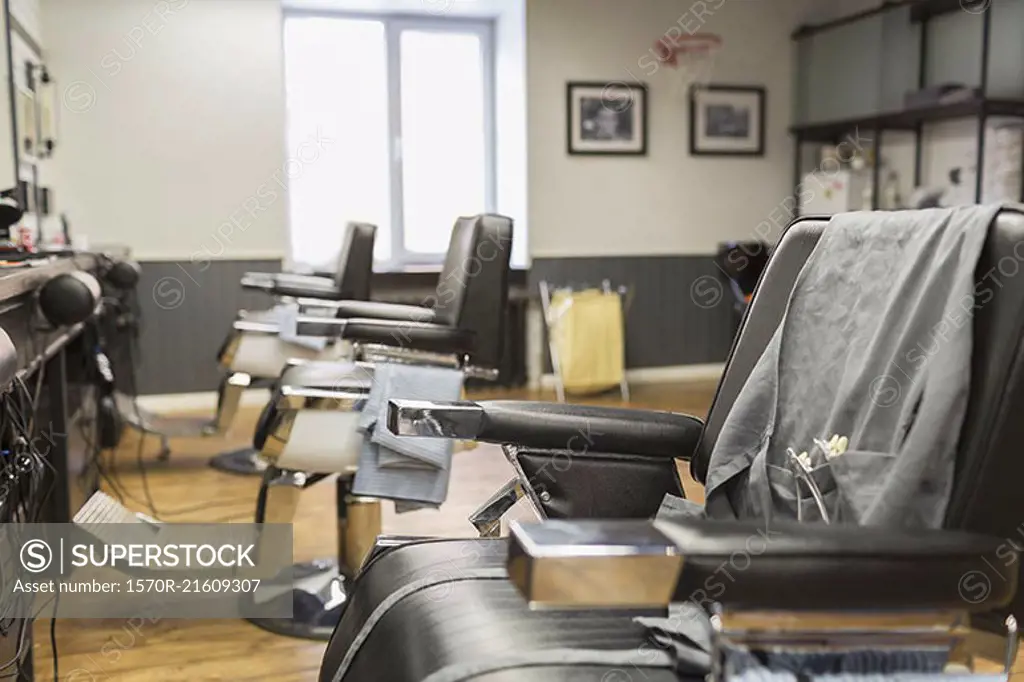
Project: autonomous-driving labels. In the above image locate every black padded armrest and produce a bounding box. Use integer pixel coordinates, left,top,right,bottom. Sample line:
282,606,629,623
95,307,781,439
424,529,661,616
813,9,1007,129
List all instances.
338,319,475,356
296,299,436,323
509,518,1018,612
270,274,341,300
388,399,703,459
240,272,340,298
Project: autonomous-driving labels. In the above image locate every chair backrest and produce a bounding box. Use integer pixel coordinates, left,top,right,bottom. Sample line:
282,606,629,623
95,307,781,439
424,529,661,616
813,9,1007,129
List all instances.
692,207,1024,626
432,214,514,368
715,241,770,299
334,222,377,300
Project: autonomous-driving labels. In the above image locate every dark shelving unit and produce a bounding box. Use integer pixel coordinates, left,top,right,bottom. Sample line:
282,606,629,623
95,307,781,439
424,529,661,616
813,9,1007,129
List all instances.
791,0,1022,215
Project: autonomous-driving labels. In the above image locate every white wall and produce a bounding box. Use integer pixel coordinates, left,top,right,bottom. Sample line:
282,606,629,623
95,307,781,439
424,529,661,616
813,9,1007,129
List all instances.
9,0,43,43
42,0,288,261
526,0,811,258
800,0,880,24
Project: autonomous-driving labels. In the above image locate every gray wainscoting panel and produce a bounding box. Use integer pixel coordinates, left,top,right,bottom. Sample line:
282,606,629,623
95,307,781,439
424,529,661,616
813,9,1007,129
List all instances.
529,256,736,370
134,259,282,395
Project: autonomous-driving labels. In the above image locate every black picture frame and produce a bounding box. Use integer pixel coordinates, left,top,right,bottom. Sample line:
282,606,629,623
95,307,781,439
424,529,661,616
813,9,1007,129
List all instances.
566,81,648,156
689,84,766,157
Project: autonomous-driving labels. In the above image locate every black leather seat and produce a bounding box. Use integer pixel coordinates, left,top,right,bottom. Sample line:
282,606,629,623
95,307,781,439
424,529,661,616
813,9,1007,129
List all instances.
320,208,1024,682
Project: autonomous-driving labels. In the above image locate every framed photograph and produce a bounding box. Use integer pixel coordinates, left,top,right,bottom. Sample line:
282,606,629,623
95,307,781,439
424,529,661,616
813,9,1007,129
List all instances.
567,81,648,156
689,85,765,157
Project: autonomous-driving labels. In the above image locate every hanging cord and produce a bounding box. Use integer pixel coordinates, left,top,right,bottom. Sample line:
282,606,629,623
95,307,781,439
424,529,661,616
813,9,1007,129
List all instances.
106,323,255,519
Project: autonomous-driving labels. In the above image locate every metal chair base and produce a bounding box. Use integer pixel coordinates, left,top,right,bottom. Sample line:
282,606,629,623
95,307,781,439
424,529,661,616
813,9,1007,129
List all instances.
208,447,268,476
116,391,216,438
246,559,348,641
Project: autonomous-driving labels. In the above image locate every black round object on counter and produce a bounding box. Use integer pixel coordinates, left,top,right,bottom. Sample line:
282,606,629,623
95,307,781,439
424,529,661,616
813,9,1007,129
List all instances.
103,260,141,290
0,196,23,230
38,272,101,327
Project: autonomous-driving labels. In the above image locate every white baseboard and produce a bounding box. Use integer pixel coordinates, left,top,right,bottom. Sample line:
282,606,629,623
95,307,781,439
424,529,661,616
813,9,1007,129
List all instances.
134,389,272,414
539,363,724,390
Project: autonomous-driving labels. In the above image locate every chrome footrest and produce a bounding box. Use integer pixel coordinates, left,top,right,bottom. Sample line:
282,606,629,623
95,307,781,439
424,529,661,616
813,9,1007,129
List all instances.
711,609,1018,681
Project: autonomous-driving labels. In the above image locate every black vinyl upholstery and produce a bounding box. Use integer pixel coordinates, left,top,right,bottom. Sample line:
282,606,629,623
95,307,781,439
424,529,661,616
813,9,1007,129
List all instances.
320,539,675,682
661,518,1016,611
473,401,703,458
340,319,476,356
323,522,1014,681
267,273,340,299
430,215,514,368
334,222,377,300
327,300,436,323
516,448,684,519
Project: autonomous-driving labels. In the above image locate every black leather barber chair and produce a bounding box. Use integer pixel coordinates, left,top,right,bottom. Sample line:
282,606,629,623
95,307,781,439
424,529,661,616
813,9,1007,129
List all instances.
316,208,1024,681
715,241,769,337
247,213,514,641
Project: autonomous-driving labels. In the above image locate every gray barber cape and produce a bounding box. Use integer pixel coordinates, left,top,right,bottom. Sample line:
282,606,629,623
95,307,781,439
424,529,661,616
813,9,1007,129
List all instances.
665,205,1000,528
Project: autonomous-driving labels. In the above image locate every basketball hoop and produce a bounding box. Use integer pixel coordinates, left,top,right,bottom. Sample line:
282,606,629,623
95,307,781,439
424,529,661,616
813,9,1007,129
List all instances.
653,33,722,100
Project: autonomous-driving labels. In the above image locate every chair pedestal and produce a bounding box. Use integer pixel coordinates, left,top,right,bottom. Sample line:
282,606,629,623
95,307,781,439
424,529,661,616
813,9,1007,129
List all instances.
207,371,267,475
209,447,268,475
249,469,381,640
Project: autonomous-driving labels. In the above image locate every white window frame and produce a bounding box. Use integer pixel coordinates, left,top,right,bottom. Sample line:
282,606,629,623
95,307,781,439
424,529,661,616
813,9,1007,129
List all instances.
283,10,497,269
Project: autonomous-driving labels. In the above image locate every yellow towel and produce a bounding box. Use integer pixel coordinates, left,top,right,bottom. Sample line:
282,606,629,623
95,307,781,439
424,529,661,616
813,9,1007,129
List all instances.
549,289,625,395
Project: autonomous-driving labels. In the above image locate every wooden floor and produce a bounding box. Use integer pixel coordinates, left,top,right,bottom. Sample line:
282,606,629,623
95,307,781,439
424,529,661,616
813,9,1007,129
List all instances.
28,380,1023,680
29,383,713,681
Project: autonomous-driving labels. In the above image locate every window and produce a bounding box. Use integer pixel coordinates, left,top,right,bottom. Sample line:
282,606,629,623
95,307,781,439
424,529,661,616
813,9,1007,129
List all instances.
283,14,494,268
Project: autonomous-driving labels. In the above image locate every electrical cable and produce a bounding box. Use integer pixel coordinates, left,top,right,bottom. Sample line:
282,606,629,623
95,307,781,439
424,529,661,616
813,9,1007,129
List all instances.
98,316,257,519
49,594,58,682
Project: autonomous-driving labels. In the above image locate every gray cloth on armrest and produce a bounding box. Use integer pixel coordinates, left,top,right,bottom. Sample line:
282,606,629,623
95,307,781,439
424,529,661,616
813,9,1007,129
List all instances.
659,204,1000,528
352,363,464,510
275,302,331,352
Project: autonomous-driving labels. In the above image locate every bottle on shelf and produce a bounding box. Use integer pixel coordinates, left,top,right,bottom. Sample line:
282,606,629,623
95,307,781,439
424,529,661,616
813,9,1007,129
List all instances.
861,179,874,210
883,171,901,209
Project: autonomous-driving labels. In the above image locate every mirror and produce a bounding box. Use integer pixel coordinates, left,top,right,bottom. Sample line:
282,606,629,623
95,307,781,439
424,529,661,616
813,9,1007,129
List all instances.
0,6,16,196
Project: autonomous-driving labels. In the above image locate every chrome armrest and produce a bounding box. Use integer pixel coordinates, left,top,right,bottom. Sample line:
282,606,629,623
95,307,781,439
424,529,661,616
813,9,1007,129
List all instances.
507,520,682,609
210,372,251,434
275,385,370,411
386,399,484,440
469,477,524,538
296,297,344,314
232,319,280,334
240,272,276,290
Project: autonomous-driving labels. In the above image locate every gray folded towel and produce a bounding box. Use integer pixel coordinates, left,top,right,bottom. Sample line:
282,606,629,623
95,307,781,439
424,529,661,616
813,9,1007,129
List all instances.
352,362,464,510
275,302,331,352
